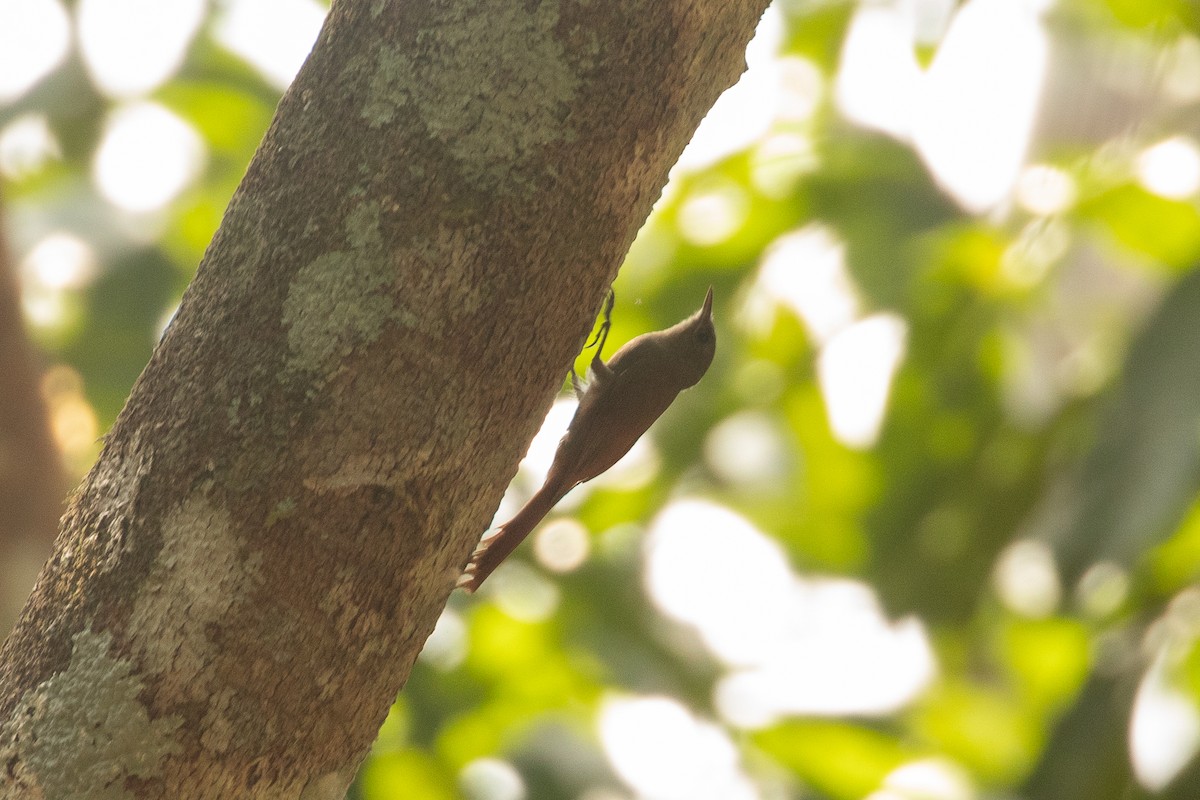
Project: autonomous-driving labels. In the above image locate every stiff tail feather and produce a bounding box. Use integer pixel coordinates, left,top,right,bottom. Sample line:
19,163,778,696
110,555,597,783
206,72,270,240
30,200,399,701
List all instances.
458,479,568,593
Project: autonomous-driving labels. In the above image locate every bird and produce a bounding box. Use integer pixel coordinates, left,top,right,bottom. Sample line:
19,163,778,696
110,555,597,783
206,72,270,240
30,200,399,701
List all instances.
459,287,716,592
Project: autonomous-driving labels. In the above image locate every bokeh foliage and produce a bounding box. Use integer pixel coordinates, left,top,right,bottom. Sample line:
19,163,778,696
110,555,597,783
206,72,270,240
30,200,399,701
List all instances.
5,0,1200,798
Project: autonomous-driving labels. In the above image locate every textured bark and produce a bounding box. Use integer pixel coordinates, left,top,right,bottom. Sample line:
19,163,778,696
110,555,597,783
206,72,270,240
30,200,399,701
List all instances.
0,205,66,636
0,0,768,796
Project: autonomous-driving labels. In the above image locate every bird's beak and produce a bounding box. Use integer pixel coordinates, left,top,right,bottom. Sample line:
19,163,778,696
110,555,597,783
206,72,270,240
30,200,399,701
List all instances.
700,286,714,321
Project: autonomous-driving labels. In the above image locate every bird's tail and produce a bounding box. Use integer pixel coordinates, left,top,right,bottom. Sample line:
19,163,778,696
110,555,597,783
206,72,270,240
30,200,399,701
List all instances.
458,479,568,593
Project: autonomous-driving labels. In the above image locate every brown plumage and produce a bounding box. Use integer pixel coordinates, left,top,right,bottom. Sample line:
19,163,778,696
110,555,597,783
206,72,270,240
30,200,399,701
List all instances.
459,288,716,592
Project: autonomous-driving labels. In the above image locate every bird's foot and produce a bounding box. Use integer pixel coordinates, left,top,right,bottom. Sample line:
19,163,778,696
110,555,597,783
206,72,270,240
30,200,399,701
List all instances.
457,530,503,593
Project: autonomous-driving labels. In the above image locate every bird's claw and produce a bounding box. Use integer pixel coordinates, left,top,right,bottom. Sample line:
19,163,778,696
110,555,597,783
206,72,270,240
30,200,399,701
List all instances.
458,531,500,593
456,567,479,593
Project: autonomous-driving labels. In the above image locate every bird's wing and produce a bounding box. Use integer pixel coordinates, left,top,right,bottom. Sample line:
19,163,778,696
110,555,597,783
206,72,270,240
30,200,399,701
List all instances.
551,340,676,485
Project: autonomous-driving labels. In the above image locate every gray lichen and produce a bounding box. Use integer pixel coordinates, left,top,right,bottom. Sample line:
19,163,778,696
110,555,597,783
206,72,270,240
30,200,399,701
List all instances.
283,200,397,377
0,629,183,799
128,494,259,685
362,0,581,192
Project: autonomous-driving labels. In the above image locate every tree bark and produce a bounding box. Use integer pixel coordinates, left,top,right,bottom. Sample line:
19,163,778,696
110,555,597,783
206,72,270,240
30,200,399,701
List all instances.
0,203,66,637
0,0,768,796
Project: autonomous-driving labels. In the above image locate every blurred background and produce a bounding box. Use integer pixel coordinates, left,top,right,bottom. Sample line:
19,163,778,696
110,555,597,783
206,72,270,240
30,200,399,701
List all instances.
3,0,1200,798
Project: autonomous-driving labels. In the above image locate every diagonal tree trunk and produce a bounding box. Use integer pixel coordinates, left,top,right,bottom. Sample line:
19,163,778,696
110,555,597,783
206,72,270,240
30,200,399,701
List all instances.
0,0,768,796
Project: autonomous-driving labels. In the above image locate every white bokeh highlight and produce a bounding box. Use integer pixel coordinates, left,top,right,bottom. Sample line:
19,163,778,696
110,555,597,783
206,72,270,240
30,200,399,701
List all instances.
1136,137,1200,200
93,102,205,214
818,314,908,449
756,225,860,346
1016,165,1077,216
867,758,976,800
992,539,1061,617
0,0,70,102
0,115,60,179
837,0,1050,213
645,500,936,726
21,285,70,330
213,0,327,89
836,4,922,139
677,183,749,246
460,758,526,800
533,518,590,575
21,233,97,291
77,0,205,96
599,695,760,800
1130,651,1200,790
703,411,789,487
486,562,560,623
19,233,95,332
751,132,818,198
914,0,1048,212
517,399,578,493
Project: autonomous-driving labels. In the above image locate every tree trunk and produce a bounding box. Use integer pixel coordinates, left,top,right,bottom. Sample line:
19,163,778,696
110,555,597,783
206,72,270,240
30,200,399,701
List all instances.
0,204,66,636
0,0,767,796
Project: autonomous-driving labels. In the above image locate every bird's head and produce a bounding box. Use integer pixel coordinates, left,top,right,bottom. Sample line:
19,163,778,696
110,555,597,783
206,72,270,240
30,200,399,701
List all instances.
667,286,716,388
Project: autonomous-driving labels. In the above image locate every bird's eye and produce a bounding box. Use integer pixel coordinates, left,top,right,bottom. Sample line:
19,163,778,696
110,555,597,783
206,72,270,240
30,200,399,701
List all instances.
696,328,713,344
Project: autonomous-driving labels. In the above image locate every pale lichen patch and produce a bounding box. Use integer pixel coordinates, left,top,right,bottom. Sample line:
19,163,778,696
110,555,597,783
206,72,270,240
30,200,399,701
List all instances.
345,201,381,251
283,199,398,376
0,628,183,799
128,494,261,695
362,0,581,192
266,496,298,526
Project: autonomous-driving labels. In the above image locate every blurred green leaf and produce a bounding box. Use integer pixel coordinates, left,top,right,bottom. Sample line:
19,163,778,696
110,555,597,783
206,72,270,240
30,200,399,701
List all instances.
1147,495,1200,593
1032,267,1200,584
357,750,456,800
780,383,875,569
155,81,273,157
1078,185,1200,270
754,720,912,799
782,2,854,72
1000,617,1092,713
1102,0,1198,29
912,680,1040,784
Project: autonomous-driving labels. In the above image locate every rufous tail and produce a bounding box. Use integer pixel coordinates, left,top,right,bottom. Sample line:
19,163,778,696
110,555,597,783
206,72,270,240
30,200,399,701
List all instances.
458,479,568,593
